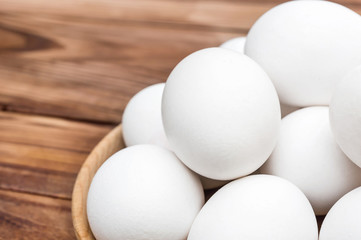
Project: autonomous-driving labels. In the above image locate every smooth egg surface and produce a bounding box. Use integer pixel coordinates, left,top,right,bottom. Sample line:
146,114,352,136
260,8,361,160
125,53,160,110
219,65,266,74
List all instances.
245,0,361,107
122,83,170,149
260,107,361,215
162,47,281,180
319,186,361,240
219,37,246,53
188,175,318,240
87,145,204,240
330,65,361,168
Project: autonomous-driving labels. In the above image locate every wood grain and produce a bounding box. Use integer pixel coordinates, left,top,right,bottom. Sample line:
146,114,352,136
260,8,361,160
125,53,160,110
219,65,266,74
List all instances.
0,0,271,30
0,112,113,199
0,22,239,123
0,189,75,240
0,0,360,31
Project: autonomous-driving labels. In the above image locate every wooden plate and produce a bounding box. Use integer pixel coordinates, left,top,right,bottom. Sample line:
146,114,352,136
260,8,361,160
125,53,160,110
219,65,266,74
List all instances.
72,124,125,240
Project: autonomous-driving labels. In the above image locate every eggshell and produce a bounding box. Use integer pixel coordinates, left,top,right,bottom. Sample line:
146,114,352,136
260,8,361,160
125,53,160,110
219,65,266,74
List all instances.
319,187,361,240
188,175,318,240
330,65,361,168
87,145,204,240
219,37,246,53
162,47,281,180
124,81,227,188
122,83,170,149
245,0,361,107
220,37,298,118
260,107,361,215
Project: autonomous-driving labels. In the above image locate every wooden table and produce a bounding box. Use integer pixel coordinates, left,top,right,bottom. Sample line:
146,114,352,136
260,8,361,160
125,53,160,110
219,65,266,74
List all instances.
0,0,360,239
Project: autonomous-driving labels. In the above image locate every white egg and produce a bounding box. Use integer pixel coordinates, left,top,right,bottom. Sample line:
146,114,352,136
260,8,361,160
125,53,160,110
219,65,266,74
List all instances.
188,175,318,240
245,0,361,107
122,83,170,149
220,37,298,118
162,48,281,180
260,107,361,215
124,81,227,188
319,187,361,240
125,81,229,189
219,37,246,53
330,65,361,168
87,145,204,240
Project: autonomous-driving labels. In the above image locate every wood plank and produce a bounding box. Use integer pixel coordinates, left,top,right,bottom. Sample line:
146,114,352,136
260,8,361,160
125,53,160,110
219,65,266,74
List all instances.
0,15,240,123
0,0,360,31
0,112,113,199
0,0,266,124
0,0,270,30
0,189,75,240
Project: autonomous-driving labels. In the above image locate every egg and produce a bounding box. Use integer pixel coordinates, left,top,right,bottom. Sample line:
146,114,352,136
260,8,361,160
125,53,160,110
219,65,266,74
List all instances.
124,81,227,189
319,187,361,240
245,0,361,107
329,65,361,168
260,107,361,215
87,145,204,240
122,83,170,149
188,175,318,240
219,37,246,53
162,48,281,180
220,36,299,118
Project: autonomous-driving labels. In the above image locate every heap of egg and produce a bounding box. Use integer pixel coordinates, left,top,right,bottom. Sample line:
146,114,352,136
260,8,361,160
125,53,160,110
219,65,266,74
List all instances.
86,1,361,239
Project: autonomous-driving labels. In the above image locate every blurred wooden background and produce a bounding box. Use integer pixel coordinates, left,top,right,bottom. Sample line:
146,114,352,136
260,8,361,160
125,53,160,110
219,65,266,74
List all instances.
0,0,360,239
